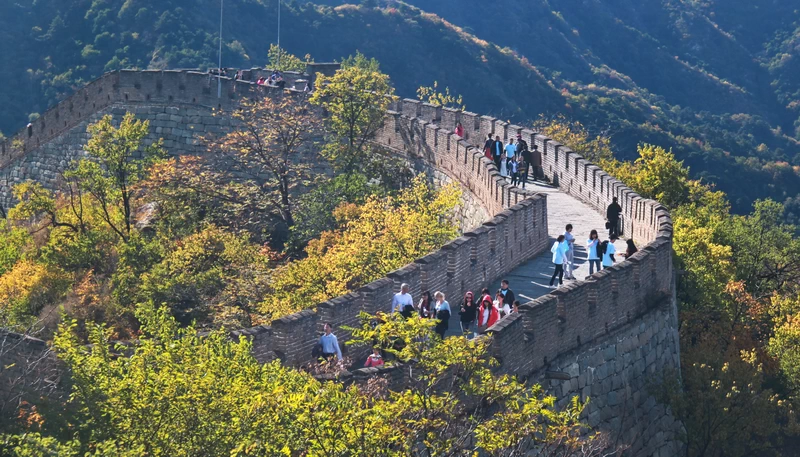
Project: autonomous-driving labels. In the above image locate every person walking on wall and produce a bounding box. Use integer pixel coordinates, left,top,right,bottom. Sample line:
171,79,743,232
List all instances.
455,122,465,138
509,156,520,186
623,239,638,259
433,291,451,339
516,133,529,157
531,144,543,181
550,234,568,287
319,323,343,361
478,294,499,333
505,138,516,161
459,291,478,336
517,154,530,189
500,151,508,177
392,283,413,315
601,235,618,269
563,224,576,280
606,197,622,238
418,290,434,319
484,134,494,160
587,229,602,275
493,135,504,171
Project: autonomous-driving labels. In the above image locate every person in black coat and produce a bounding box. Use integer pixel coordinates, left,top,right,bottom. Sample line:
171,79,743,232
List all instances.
459,291,478,335
499,279,515,310
606,197,622,237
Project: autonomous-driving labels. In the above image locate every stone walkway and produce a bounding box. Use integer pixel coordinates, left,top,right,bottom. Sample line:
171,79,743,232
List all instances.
447,179,626,336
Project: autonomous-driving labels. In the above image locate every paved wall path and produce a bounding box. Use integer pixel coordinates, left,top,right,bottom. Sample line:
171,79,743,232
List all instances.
448,178,626,336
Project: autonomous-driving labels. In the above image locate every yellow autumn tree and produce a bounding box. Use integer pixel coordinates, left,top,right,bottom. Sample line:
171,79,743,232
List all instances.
261,176,461,321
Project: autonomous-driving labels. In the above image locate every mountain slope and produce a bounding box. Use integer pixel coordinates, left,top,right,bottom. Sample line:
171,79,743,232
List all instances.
1,0,800,211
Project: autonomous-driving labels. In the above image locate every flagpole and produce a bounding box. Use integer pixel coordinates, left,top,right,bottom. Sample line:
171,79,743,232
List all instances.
217,0,224,98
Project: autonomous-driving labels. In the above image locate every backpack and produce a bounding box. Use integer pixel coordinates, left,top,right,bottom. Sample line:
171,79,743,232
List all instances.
597,241,609,259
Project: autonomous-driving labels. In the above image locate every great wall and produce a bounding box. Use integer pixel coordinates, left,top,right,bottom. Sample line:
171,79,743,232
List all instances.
0,67,682,456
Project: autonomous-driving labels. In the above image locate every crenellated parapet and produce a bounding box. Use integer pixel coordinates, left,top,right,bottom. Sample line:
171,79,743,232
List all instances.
0,70,679,455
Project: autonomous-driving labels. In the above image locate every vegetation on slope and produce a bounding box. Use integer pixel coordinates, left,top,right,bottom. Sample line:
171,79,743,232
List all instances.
5,0,800,211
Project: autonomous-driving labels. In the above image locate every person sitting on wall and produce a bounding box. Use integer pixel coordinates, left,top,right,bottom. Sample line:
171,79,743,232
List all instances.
364,346,385,368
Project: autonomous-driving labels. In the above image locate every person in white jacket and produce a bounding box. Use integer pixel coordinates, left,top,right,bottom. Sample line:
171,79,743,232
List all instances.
549,235,568,287
563,224,576,280
587,229,601,275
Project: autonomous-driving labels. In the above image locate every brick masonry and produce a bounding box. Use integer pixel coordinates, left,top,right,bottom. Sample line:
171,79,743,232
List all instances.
0,70,680,455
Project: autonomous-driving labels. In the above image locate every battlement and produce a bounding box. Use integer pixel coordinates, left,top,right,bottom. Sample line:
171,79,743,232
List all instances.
0,71,675,441
370,98,672,380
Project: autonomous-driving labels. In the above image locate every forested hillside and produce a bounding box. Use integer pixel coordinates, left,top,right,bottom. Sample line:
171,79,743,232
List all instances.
2,0,800,211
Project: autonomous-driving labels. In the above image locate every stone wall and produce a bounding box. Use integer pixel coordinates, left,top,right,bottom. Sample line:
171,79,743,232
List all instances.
538,291,683,457
372,98,680,455
0,69,680,455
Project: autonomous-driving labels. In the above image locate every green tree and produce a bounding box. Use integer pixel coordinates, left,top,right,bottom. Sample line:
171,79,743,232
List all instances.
262,176,461,321
267,44,308,72
41,301,612,456
309,52,396,179
66,113,163,242
416,81,466,111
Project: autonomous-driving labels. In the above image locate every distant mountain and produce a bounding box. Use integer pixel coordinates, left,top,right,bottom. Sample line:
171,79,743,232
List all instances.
1,0,799,212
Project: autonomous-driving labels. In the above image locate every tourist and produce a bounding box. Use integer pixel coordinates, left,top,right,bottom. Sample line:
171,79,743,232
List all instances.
256,77,266,85
478,294,500,332
601,235,618,269
550,234,568,287
303,80,312,93
623,239,638,259
505,138,516,162
483,133,494,159
512,300,520,315
499,279,515,311
493,135,504,171
587,229,601,275
516,133,528,156
606,197,622,237
454,122,464,138
392,283,413,315
459,291,478,335
563,224,576,280
434,291,451,339
517,154,529,189
531,144,542,181
499,151,508,177
493,290,508,316
364,346,384,368
509,155,520,186
319,323,343,360
418,290,434,318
